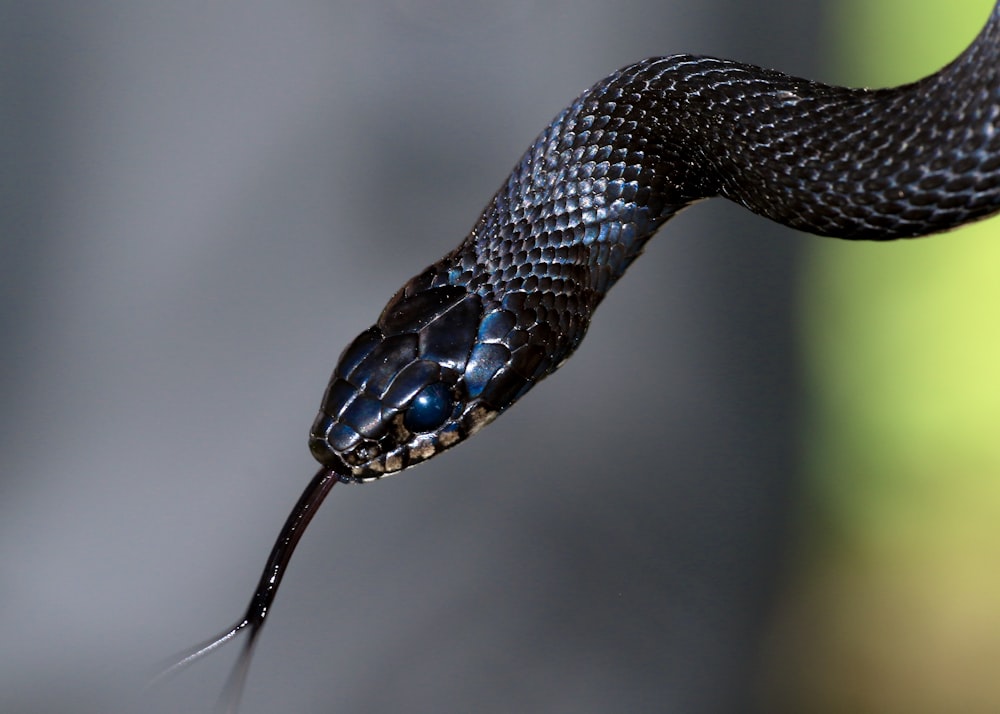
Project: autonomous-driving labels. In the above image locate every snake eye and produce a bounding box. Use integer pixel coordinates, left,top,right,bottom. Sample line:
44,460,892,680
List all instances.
403,382,453,433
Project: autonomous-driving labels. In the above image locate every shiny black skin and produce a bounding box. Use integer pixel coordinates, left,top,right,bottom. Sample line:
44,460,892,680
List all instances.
159,7,1000,711
310,7,1000,482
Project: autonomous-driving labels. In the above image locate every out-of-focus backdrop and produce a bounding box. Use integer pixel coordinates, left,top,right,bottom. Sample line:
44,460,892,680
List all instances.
766,1,1000,712
1,1,997,713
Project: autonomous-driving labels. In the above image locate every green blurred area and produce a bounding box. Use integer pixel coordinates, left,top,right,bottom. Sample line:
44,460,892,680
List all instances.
764,1,1000,711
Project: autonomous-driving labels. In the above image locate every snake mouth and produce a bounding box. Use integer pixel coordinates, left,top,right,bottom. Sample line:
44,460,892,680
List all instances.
308,401,502,482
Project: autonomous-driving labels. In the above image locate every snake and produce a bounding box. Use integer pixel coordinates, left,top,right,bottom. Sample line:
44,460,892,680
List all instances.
157,4,1000,710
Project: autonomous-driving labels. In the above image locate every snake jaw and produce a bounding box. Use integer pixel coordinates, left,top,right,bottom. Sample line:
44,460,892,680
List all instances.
309,402,490,481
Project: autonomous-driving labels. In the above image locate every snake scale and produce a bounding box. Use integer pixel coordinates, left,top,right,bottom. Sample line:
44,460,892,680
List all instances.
158,4,1000,710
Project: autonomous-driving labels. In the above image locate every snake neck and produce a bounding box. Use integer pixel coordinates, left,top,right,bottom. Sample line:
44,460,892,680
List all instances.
454,5,1000,312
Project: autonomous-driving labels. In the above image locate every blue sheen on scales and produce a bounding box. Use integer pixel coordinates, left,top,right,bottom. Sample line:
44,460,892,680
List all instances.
156,5,1000,711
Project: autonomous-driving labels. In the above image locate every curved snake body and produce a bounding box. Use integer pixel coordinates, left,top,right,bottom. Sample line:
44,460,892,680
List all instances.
160,6,1000,709
309,7,1000,481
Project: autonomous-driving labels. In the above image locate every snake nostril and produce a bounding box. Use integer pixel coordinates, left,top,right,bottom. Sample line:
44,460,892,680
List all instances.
344,440,381,466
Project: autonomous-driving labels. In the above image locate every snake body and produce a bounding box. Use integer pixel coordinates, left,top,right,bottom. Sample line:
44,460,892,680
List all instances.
309,7,1000,482
161,6,1000,710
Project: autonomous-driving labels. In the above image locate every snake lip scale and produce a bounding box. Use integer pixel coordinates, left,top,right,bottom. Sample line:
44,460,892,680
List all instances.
158,5,1000,710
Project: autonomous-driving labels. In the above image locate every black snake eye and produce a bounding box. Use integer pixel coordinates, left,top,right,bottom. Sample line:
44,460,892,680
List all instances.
403,382,453,433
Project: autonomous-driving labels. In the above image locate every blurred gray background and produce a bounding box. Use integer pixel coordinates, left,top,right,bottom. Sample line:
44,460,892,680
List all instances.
1,1,824,712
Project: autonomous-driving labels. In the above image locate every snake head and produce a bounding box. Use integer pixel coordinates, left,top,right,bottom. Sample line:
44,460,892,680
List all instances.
309,273,543,481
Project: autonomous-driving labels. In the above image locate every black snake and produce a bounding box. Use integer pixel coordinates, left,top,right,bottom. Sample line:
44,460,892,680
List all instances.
158,5,1000,709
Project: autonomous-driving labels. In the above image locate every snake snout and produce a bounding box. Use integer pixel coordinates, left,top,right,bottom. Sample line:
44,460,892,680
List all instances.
309,280,494,480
